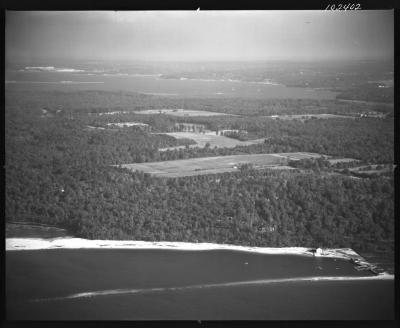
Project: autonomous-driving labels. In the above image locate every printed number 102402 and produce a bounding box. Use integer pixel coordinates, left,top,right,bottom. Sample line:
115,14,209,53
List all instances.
325,3,361,10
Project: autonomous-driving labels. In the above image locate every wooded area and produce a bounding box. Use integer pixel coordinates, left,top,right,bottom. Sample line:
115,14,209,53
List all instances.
5,89,394,252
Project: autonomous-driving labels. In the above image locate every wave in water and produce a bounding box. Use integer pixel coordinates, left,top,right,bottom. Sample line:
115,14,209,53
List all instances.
139,92,179,96
32,275,393,303
22,66,85,73
6,80,104,84
158,76,282,86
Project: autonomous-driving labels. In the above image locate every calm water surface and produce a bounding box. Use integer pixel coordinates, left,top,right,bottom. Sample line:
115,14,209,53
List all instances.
5,70,337,99
6,248,394,320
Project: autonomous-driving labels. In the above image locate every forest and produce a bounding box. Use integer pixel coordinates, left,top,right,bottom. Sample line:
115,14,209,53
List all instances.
6,88,393,117
5,88,394,253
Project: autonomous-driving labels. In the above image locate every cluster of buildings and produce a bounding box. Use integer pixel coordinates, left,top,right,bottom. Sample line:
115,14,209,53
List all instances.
174,123,206,133
358,111,387,118
106,122,151,130
218,129,248,139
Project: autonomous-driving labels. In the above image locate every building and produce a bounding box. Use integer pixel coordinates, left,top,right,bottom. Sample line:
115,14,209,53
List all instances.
106,122,151,131
174,123,206,133
219,129,248,140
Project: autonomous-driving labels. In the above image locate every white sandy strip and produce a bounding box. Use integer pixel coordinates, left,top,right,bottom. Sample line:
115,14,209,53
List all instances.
33,274,394,302
3,238,374,262
7,238,314,254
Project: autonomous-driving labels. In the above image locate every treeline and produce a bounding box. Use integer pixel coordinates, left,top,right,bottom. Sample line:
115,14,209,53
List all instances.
6,88,393,118
6,96,393,165
336,85,393,104
166,116,393,164
5,162,394,252
288,158,332,171
87,112,394,164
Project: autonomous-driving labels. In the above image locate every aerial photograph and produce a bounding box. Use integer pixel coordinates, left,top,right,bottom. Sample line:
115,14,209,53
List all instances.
5,10,395,320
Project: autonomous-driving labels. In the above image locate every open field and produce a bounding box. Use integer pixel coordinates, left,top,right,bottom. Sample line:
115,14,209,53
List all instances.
6,222,71,239
267,114,356,121
86,125,106,130
156,131,266,151
107,122,149,128
273,152,327,161
119,152,323,177
345,164,394,175
328,158,360,165
134,109,234,117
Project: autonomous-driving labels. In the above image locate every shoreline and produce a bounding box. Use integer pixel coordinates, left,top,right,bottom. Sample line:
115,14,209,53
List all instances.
5,237,321,254
6,238,394,279
1,237,384,259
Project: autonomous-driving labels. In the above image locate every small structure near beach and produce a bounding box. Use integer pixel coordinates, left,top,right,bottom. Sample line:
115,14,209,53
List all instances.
310,247,323,256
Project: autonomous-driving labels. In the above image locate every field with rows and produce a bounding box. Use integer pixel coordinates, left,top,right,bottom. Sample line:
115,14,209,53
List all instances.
119,152,324,177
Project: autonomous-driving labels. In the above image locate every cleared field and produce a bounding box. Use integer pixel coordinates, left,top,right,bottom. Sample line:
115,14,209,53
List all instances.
6,222,71,239
156,131,266,151
107,122,149,128
346,164,394,175
277,153,359,165
267,114,355,120
134,109,234,117
274,152,327,160
119,152,322,178
86,125,106,130
328,158,360,164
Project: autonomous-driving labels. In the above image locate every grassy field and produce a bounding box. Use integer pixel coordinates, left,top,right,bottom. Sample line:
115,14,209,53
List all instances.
345,164,394,175
119,152,323,177
156,131,266,151
6,222,70,239
267,114,356,120
328,158,360,164
134,109,234,117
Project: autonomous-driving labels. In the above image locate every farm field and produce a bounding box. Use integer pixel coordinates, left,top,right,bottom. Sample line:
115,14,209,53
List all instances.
134,109,234,117
273,152,327,161
328,158,360,165
345,164,394,175
86,125,106,130
119,152,323,178
107,122,149,128
156,131,266,151
267,114,356,121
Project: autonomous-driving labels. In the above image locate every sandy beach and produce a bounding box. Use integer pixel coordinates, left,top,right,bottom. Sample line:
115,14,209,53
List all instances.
4,237,348,256
4,237,394,278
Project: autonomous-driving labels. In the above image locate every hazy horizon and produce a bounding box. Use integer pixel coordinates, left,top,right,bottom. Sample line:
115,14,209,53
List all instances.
6,10,393,64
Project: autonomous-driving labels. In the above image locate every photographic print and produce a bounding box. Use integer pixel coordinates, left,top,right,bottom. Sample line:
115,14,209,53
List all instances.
5,9,395,320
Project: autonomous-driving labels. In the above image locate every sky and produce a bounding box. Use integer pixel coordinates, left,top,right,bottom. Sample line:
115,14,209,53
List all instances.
6,10,394,63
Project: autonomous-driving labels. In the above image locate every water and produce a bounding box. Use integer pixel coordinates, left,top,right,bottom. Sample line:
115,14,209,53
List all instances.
6,249,394,320
5,67,337,99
